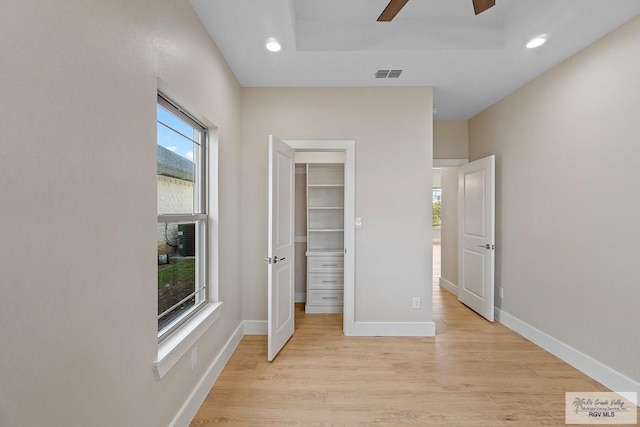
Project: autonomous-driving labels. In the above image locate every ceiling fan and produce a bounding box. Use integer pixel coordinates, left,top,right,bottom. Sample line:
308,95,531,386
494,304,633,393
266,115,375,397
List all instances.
377,0,495,22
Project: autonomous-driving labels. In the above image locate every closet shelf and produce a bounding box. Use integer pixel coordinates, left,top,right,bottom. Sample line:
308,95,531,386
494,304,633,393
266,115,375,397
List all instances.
305,163,345,313
308,206,344,210
305,250,344,256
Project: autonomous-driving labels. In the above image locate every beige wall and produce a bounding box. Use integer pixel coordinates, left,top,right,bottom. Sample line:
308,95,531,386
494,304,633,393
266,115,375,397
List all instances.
434,120,469,159
0,1,243,426
295,169,308,238
242,87,433,323
295,170,307,300
440,167,459,286
469,16,640,382
432,168,442,187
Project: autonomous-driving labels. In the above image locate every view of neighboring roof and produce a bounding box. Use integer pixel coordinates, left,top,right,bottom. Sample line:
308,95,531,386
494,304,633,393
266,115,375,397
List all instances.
157,145,194,181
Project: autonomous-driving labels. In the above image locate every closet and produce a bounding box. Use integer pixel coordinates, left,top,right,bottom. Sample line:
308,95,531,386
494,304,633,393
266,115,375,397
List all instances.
297,161,345,313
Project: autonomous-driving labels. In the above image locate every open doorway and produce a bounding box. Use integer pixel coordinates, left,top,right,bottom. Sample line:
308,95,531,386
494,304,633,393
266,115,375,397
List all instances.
267,139,356,360
431,157,496,323
432,168,442,291
272,139,356,338
294,153,345,314
431,159,467,298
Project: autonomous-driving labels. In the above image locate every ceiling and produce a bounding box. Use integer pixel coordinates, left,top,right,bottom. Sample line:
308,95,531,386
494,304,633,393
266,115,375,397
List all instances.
189,0,640,119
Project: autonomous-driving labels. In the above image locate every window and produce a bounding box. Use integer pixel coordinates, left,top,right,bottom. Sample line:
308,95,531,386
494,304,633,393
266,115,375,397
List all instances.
432,188,442,226
156,94,208,340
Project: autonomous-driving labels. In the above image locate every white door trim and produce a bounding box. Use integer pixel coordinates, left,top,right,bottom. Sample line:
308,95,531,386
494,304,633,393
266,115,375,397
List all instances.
433,158,468,167
285,140,356,336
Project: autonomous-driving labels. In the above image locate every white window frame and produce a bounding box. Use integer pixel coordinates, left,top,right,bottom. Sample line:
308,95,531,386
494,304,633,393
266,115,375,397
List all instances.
154,93,221,380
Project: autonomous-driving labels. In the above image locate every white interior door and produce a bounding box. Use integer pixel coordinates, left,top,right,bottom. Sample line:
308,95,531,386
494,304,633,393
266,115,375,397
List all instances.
457,155,495,321
267,135,295,361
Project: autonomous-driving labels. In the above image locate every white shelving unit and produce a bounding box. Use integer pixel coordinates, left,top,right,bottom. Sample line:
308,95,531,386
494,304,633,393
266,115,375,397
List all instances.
305,163,344,313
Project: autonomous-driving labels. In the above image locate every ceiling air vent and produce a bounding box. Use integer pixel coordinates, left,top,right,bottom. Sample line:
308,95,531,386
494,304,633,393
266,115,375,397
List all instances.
375,69,403,79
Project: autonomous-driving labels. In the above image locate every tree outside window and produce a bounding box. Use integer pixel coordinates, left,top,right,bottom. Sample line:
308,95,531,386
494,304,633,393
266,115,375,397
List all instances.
432,188,442,226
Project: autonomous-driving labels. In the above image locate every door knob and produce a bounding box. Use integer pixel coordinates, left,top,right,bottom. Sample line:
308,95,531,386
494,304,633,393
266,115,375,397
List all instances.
477,244,495,250
273,256,286,263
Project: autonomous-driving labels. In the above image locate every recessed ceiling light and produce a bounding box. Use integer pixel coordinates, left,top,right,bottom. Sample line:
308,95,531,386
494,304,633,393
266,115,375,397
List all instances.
526,35,548,49
265,38,282,52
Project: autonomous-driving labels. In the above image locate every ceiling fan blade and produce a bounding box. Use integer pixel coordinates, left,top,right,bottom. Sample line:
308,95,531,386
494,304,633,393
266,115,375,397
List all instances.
472,0,495,15
377,0,410,22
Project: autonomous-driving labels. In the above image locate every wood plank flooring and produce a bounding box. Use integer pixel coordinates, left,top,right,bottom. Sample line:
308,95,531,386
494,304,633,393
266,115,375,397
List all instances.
191,245,628,426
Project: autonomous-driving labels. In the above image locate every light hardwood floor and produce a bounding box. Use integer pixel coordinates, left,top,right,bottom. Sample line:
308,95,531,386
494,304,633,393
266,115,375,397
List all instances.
191,244,623,426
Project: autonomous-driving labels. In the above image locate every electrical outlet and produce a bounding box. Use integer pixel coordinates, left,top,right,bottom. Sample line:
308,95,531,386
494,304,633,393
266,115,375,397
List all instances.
355,217,362,229
191,347,197,370
412,296,421,309
499,287,504,299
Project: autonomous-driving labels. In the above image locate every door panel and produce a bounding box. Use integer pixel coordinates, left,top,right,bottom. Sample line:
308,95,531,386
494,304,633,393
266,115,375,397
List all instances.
275,151,292,250
267,135,295,361
458,155,495,321
461,248,485,298
275,264,292,329
463,169,486,237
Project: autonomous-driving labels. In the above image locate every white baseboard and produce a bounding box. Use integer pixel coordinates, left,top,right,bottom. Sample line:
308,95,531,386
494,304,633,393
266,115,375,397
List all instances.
496,308,639,405
169,322,244,427
348,321,435,337
243,320,267,335
439,277,457,295
295,292,306,303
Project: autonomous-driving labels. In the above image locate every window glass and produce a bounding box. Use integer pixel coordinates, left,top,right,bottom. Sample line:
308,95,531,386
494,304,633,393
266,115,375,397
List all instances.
432,188,442,226
156,95,207,337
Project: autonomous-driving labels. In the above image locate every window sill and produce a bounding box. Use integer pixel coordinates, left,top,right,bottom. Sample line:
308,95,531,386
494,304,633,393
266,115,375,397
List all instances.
154,301,223,380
